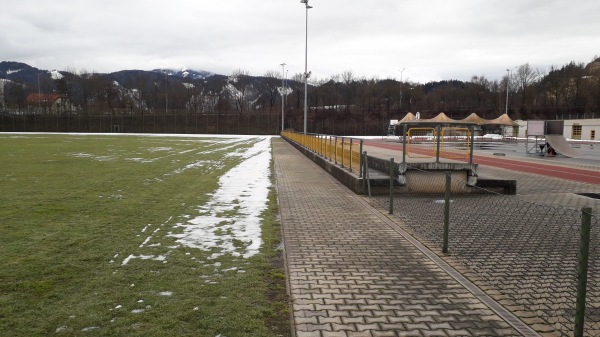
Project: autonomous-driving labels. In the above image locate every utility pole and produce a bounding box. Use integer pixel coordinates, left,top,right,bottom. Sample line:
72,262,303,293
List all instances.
165,72,168,115
37,73,41,113
505,66,516,115
399,68,405,111
301,0,312,134
280,63,286,132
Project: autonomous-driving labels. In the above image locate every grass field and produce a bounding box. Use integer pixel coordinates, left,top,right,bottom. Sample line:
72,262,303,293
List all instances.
0,133,289,337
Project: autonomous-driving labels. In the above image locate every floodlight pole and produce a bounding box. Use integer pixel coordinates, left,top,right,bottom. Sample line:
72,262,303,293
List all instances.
505,66,516,115
399,68,405,111
301,0,312,135
37,73,41,113
165,72,168,115
280,63,286,132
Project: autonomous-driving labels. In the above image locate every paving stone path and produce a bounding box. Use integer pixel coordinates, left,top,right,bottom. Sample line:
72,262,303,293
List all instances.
272,137,536,337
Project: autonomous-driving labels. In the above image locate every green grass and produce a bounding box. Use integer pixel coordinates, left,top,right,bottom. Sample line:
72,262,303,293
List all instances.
0,134,290,337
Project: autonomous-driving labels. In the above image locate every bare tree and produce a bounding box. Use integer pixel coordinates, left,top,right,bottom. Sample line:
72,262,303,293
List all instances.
341,70,354,86
263,70,280,114
543,65,563,113
514,62,539,117
229,69,252,114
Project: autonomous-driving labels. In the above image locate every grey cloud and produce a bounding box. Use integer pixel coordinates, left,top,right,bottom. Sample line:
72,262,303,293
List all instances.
0,0,598,82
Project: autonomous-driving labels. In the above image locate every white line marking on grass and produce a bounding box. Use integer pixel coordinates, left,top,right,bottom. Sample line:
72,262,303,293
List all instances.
139,236,152,248
126,157,156,163
147,147,173,152
167,160,209,175
122,254,167,266
71,153,115,161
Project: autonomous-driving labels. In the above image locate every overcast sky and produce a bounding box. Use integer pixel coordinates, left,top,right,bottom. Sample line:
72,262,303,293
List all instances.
1,0,599,83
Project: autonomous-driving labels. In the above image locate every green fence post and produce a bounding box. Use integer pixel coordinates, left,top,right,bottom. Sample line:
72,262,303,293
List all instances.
341,138,345,168
402,124,407,164
364,151,371,197
349,138,353,173
361,151,366,191
389,158,394,214
317,134,320,155
359,140,364,178
574,207,592,337
436,125,441,163
334,136,338,165
442,171,451,253
469,126,475,166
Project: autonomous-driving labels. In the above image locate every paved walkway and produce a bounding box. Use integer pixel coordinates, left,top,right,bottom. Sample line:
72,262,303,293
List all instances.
272,138,537,337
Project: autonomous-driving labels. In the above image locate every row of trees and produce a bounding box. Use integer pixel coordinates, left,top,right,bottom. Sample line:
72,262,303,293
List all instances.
306,59,600,121
1,57,599,135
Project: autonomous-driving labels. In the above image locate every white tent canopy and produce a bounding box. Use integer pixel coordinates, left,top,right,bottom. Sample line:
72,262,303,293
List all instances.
399,112,518,126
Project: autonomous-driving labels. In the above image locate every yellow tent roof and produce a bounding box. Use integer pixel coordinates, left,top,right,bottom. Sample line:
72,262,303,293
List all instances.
428,112,455,123
398,112,416,123
400,112,518,126
459,113,487,125
485,113,519,126
414,112,461,124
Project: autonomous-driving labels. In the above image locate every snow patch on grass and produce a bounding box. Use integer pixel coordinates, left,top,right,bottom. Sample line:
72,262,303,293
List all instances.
147,147,173,152
71,153,115,161
122,254,167,266
169,137,271,259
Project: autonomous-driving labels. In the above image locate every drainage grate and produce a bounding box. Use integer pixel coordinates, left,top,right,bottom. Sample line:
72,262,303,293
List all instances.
576,193,600,199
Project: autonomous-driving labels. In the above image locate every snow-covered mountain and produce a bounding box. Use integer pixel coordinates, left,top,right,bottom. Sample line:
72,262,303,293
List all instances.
151,68,213,80
0,61,215,83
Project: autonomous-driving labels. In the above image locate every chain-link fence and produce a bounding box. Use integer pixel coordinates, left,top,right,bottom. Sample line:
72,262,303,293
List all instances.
366,163,600,337
0,111,283,135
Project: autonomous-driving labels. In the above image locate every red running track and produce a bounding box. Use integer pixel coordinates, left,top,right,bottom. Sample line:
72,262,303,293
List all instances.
363,140,600,185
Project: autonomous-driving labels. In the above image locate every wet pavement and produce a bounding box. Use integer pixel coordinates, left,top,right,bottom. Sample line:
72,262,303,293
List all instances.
273,137,540,337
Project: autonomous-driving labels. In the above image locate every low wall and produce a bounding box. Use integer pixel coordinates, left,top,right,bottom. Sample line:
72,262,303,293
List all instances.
282,136,516,195
282,137,364,194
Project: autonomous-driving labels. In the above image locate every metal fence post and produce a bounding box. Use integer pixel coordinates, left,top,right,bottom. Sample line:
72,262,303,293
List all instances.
341,138,345,168
402,124,407,164
349,138,353,173
442,171,451,253
389,158,394,214
359,140,364,178
362,151,366,191
334,136,338,165
318,134,321,155
364,151,371,197
436,125,441,163
574,207,592,337
469,126,475,166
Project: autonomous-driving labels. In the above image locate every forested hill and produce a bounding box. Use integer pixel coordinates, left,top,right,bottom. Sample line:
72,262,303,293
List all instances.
1,57,600,121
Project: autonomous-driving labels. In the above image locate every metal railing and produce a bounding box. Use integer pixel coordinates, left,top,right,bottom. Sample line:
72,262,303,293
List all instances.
401,125,474,164
440,127,471,160
281,130,363,175
405,127,437,158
